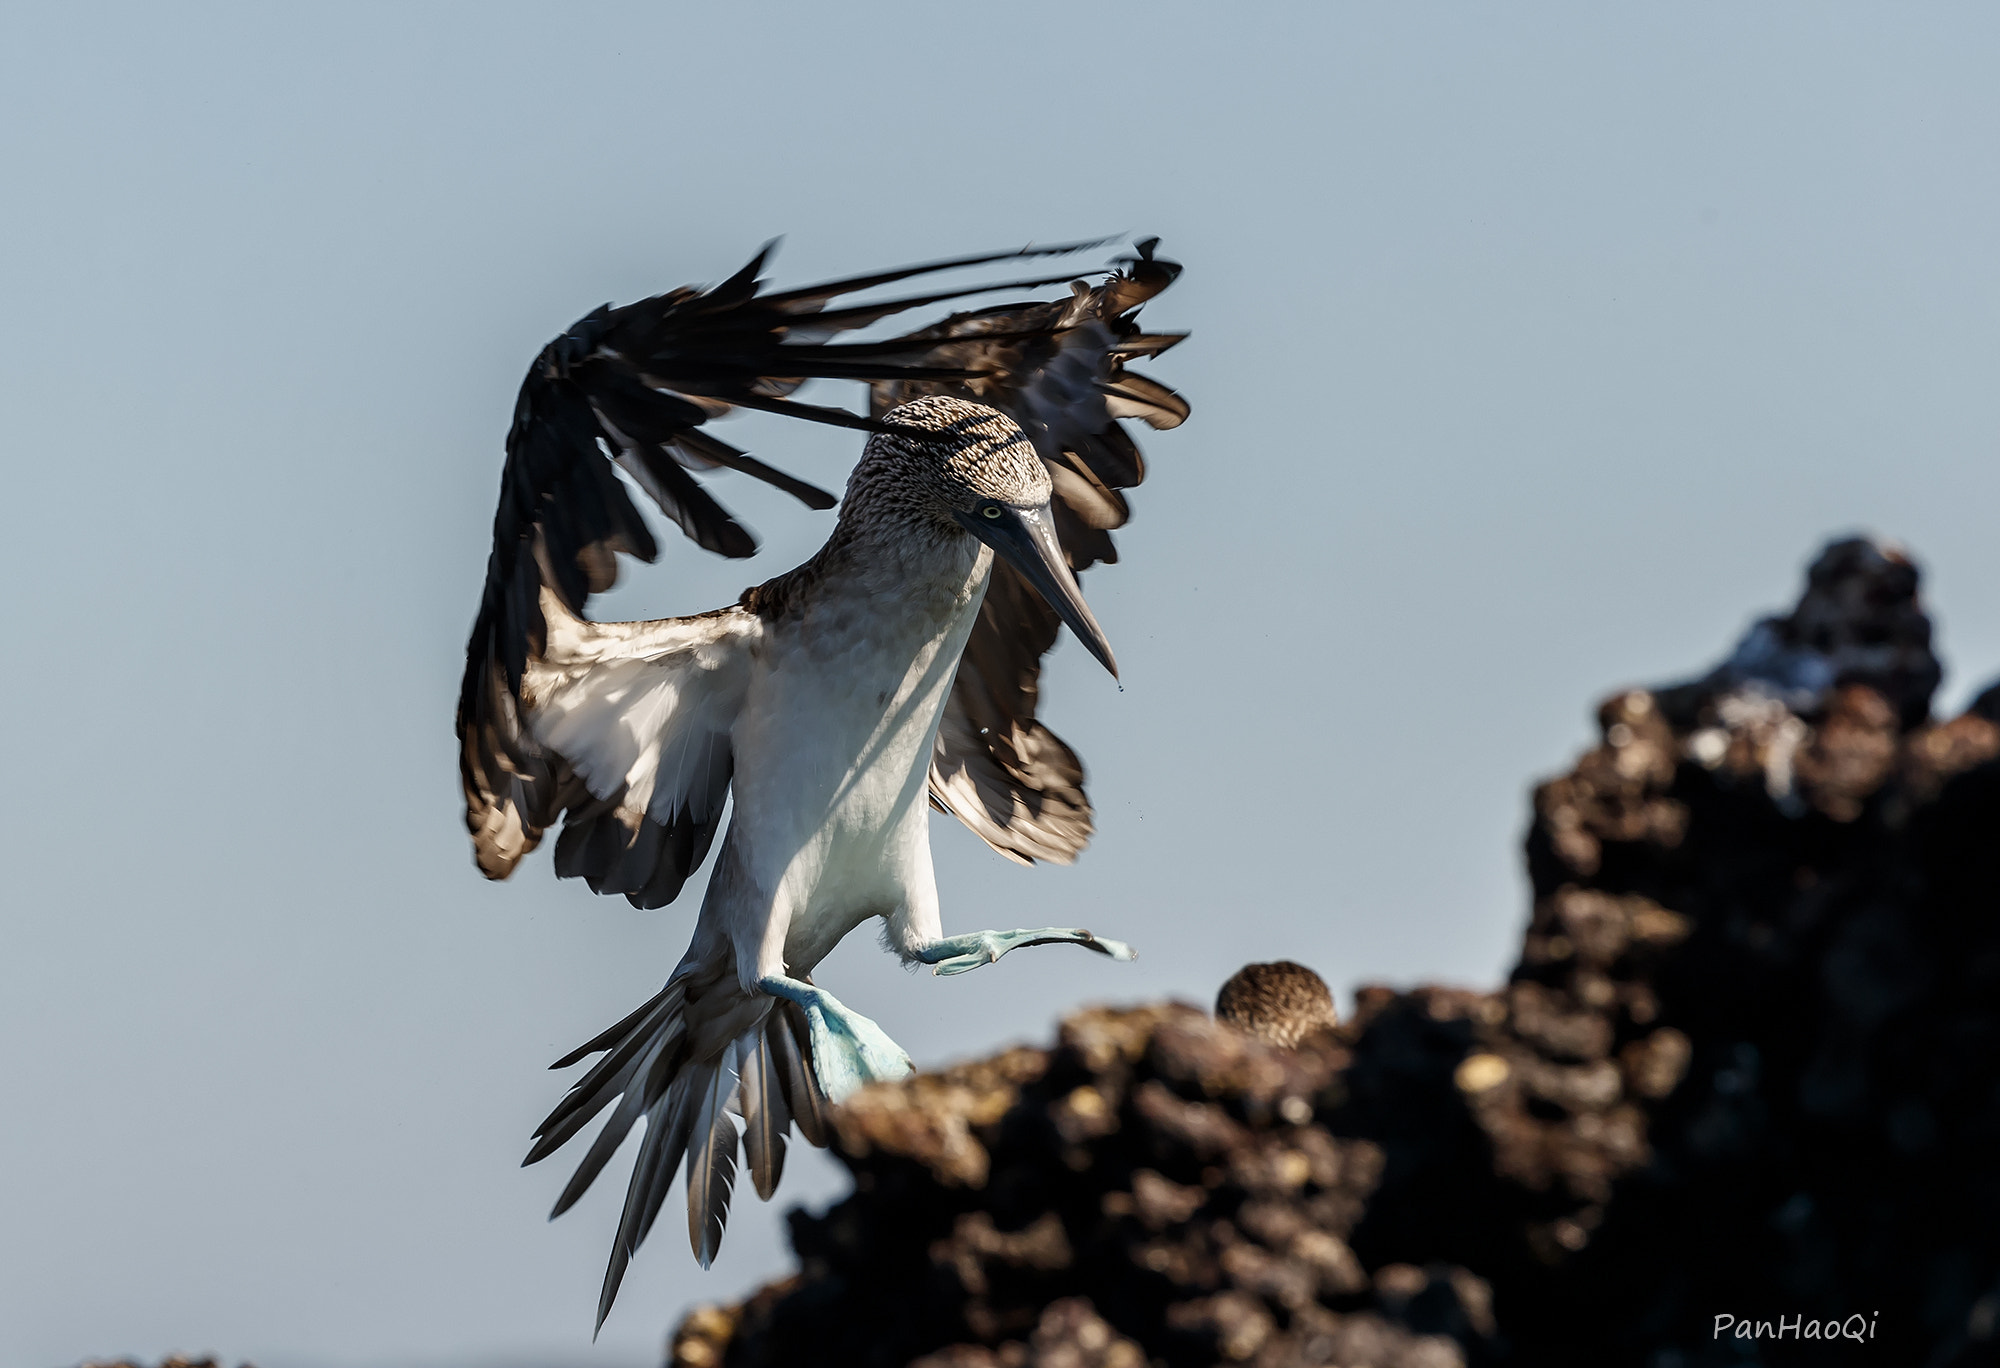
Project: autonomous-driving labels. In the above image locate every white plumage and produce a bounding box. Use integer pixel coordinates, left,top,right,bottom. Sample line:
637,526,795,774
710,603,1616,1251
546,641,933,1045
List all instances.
518,398,1133,1326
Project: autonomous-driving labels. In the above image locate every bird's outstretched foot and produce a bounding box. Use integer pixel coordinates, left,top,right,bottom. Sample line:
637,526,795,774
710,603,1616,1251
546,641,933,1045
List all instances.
919,927,1137,977
756,975,912,1103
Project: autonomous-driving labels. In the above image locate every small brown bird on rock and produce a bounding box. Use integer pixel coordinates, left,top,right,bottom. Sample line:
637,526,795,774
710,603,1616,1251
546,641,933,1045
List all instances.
1215,961,1339,1048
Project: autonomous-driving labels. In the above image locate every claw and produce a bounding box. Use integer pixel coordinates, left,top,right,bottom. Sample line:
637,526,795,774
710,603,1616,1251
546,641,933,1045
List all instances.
1085,935,1137,962
929,944,999,977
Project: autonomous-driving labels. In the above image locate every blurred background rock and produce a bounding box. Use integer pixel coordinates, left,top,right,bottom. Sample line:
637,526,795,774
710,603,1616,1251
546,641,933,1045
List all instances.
669,538,2000,1368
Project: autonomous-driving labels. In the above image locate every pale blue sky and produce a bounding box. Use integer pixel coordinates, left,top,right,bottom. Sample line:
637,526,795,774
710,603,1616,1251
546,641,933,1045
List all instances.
4,5,1997,1366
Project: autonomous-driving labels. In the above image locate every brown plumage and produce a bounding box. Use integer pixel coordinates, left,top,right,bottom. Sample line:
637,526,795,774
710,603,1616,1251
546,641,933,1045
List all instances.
874,243,1186,866
1215,961,1340,1048
458,239,1186,897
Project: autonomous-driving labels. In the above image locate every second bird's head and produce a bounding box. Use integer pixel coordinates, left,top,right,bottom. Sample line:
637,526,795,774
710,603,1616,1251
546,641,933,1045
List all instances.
851,395,1117,678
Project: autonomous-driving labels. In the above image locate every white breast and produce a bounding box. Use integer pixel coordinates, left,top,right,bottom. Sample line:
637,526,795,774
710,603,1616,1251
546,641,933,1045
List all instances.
721,540,992,963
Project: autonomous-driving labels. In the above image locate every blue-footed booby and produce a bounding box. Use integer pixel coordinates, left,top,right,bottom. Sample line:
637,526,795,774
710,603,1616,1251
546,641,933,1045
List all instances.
455,240,1186,1325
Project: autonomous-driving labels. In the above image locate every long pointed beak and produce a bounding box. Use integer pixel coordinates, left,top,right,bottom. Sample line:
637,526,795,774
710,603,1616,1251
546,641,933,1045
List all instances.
955,502,1118,678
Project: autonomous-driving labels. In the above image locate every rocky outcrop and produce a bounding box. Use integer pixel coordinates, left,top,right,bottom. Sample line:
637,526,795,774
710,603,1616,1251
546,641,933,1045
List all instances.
674,539,2000,1368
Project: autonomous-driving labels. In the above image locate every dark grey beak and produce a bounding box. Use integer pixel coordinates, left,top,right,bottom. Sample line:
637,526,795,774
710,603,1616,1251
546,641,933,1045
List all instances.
954,502,1118,678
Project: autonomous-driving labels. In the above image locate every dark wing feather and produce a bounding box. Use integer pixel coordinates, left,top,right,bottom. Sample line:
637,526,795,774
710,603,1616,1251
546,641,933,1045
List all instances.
873,241,1188,864
458,239,1122,883
465,596,754,904
927,561,1092,865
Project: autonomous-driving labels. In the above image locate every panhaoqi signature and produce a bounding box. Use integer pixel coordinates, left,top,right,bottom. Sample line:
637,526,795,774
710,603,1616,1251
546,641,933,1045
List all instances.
1715,1313,1878,1342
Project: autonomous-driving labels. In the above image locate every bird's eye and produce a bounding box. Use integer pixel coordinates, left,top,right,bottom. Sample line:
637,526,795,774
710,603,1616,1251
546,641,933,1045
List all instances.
982,505,1004,519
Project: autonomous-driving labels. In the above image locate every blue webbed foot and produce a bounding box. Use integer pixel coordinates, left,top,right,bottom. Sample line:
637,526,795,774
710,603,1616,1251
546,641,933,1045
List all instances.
919,927,1137,977
757,975,912,1103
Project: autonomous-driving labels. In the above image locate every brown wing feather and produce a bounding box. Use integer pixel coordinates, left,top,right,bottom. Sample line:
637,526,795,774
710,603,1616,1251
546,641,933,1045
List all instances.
875,241,1189,863
458,238,1123,883
927,561,1094,864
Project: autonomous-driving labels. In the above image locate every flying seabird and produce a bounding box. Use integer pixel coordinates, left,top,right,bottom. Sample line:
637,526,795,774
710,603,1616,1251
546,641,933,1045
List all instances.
455,239,1187,1323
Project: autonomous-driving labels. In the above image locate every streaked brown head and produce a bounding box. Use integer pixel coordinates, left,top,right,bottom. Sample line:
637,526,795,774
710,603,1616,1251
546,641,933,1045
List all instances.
1215,961,1339,1048
848,395,1050,527
845,394,1116,677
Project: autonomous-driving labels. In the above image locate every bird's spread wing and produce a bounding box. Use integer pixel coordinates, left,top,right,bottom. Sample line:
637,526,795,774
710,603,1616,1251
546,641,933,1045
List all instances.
466,589,759,908
871,240,1188,864
459,236,1186,882
457,237,1131,881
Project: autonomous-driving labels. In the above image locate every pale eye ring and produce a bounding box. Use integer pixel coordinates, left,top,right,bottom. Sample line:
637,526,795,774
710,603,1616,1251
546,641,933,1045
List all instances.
981,505,1004,519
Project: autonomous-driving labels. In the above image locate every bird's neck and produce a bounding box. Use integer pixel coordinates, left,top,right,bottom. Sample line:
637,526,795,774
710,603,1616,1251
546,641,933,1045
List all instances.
740,510,988,624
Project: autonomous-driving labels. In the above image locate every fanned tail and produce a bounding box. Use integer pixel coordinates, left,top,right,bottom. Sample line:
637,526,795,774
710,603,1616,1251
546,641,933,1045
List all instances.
524,982,830,1332
685,1064,738,1269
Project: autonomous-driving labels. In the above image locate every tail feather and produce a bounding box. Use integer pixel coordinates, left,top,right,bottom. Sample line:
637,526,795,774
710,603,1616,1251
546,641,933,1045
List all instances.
768,1002,829,1147
621,1075,701,1255
527,983,685,1163
544,980,683,1095
734,1029,790,1201
547,1010,691,1219
547,1087,642,1218
530,984,829,1333
687,1065,741,1268
535,989,685,1132
597,1075,700,1333
550,981,675,1069
532,1048,645,1168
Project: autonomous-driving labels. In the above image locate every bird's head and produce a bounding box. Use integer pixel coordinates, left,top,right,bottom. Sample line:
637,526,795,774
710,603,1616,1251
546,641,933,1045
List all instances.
853,395,1117,678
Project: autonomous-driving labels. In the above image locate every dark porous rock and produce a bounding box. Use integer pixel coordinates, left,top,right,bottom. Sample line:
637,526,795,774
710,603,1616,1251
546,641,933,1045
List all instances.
674,539,2000,1368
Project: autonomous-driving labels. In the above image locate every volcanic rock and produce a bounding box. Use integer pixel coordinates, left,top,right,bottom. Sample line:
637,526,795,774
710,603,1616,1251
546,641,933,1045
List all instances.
673,538,2000,1367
